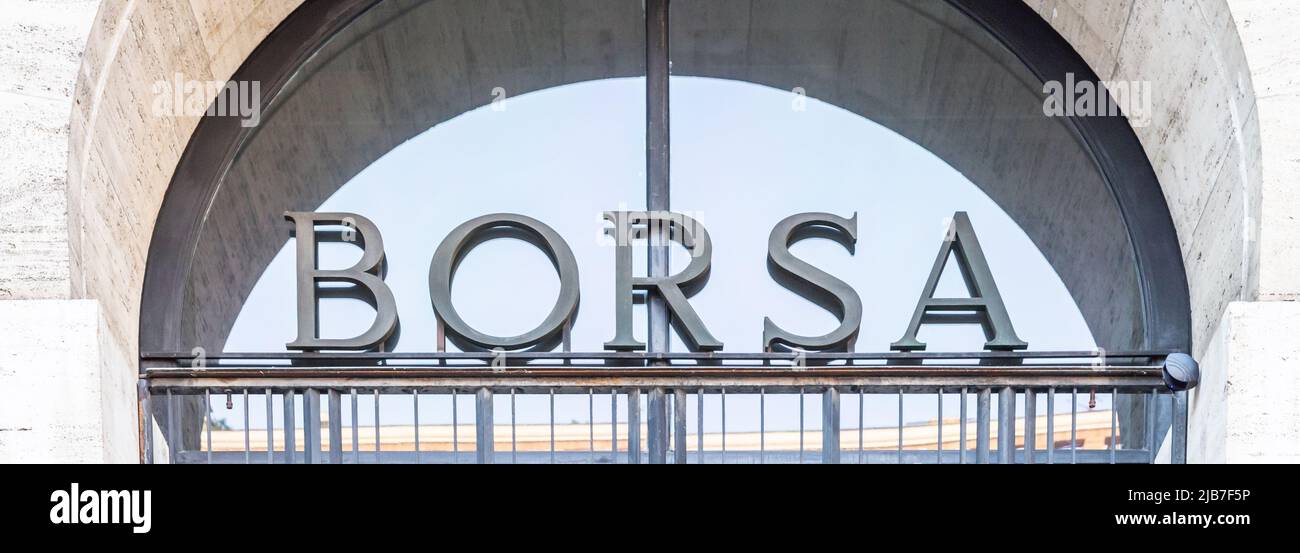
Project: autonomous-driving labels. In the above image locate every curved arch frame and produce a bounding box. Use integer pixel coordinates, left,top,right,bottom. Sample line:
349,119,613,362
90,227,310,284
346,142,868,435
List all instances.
138,0,1191,359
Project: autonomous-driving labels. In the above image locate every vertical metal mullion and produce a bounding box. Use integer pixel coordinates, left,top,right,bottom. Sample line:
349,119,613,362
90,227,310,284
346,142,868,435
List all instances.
644,0,672,467
138,381,153,465
166,389,177,464
413,390,421,464
374,390,382,463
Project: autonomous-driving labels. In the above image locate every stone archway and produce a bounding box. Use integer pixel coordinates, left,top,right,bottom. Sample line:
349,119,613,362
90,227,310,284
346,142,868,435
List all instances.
67,0,1267,461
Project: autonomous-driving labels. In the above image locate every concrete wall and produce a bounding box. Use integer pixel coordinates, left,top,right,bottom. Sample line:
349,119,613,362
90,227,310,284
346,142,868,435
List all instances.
0,0,1290,461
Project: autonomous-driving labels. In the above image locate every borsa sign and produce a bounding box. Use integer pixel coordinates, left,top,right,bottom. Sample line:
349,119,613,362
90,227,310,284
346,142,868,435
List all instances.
284,210,1028,354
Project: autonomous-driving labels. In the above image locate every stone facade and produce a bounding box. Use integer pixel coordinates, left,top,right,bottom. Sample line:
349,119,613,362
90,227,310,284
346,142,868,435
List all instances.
0,0,1295,462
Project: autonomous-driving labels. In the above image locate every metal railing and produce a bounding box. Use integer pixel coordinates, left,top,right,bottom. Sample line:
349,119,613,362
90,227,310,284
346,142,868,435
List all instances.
138,351,1193,464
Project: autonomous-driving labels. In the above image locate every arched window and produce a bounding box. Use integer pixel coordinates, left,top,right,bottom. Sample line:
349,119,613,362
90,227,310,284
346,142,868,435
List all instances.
141,0,1191,464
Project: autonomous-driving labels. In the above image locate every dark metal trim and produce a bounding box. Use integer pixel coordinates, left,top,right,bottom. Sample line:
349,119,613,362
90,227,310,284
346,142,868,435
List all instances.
138,0,381,359
945,0,1192,353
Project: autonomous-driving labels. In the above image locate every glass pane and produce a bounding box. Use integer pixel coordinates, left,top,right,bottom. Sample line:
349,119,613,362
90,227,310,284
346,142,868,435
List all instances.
668,0,1142,354
181,0,648,356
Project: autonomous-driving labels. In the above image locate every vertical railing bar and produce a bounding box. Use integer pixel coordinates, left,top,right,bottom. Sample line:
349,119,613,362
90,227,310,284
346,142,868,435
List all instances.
475,388,493,464
351,388,359,464
413,389,420,464
510,388,517,464
1071,387,1078,464
589,388,595,464
205,389,212,465
1172,390,1189,464
897,388,904,464
303,388,320,465
720,388,727,464
328,389,342,464
451,388,458,463
265,388,273,465
166,389,177,464
822,387,840,464
284,389,296,464
1025,388,1036,464
611,390,618,463
1110,387,1118,464
759,387,766,464
798,387,805,464
976,388,990,464
627,389,641,464
673,389,688,464
697,388,704,464
1047,387,1055,464
997,387,1014,464
959,387,968,464
243,390,250,464
1147,387,1157,464
374,390,381,463
937,388,943,464
858,389,864,464
549,388,556,464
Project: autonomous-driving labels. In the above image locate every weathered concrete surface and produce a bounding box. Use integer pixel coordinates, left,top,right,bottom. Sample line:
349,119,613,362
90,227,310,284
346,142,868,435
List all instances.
1191,301,1300,463
0,299,134,463
1227,0,1300,301
0,0,98,300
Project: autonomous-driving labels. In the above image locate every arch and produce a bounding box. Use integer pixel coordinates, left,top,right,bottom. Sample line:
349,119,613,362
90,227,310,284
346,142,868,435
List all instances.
68,0,1258,455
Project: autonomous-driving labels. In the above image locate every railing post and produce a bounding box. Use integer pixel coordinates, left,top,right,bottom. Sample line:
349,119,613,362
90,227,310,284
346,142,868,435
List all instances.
1172,390,1189,464
138,380,153,465
822,388,841,464
673,389,688,464
976,389,991,464
303,388,321,464
627,389,642,464
998,387,1015,464
648,388,668,463
328,389,343,464
475,388,494,464
1024,389,1036,464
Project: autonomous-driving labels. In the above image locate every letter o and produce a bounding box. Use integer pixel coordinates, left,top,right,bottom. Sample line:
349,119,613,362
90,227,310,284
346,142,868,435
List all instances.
428,214,579,351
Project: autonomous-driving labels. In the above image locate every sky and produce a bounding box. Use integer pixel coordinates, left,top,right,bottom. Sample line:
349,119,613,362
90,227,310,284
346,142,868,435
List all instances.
212,76,1105,436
